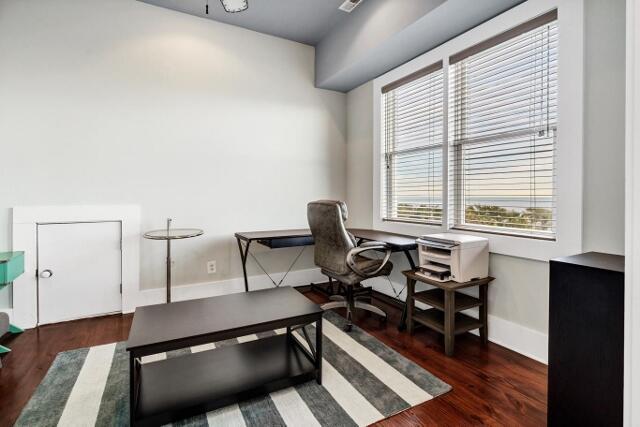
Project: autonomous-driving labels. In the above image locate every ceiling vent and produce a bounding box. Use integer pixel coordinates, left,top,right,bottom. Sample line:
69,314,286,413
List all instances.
339,0,363,13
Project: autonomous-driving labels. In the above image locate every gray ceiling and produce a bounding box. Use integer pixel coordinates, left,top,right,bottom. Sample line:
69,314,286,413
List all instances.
138,0,526,92
315,0,526,91
138,0,350,45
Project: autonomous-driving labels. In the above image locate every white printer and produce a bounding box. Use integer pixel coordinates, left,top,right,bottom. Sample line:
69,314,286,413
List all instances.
415,233,489,282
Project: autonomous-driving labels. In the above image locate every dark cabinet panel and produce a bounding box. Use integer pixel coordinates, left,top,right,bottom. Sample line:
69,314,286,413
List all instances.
548,252,624,426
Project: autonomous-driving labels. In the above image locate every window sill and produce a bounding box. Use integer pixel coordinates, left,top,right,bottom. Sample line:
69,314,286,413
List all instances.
372,217,578,262
451,225,556,242
382,218,442,227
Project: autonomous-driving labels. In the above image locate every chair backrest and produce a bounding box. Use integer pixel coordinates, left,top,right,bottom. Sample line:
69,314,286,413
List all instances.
307,200,355,275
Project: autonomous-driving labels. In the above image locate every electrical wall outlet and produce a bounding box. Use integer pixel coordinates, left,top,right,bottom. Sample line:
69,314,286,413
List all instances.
207,260,217,274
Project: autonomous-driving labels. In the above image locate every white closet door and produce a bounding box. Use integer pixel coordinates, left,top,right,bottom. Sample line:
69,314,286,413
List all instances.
37,221,122,325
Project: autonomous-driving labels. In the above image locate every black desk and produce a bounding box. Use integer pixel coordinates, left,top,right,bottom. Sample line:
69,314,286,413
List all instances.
234,228,417,329
234,229,315,290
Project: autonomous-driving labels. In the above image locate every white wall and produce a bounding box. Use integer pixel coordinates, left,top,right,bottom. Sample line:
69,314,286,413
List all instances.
345,83,374,228
0,0,347,308
583,0,626,254
625,0,640,422
346,0,625,361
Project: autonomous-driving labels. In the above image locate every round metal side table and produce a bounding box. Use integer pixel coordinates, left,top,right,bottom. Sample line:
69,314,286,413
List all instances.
143,219,203,303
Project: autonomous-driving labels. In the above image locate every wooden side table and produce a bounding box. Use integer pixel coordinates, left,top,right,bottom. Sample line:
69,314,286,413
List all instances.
403,270,494,356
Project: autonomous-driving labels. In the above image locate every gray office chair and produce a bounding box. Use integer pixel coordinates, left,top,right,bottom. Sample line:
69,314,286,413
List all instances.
307,200,392,331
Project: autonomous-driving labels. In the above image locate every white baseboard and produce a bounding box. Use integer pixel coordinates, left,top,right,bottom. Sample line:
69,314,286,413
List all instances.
477,313,548,364
133,267,328,309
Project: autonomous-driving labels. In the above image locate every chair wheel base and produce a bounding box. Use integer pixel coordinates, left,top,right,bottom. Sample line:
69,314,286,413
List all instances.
323,283,387,333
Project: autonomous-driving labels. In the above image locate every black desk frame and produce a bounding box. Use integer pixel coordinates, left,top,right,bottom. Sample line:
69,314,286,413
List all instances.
234,229,417,330
235,231,315,292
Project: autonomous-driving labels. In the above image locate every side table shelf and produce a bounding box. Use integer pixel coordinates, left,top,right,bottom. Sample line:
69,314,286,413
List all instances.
403,270,494,356
413,309,484,336
414,289,483,312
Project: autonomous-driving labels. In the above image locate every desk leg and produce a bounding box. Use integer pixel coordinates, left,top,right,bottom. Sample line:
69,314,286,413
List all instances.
407,278,416,335
166,239,172,303
480,284,488,345
403,249,417,270
315,317,323,385
236,238,251,292
444,290,455,357
129,354,138,426
398,308,408,331
397,250,417,331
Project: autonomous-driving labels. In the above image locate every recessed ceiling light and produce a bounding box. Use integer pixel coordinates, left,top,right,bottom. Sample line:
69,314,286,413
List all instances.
220,0,248,13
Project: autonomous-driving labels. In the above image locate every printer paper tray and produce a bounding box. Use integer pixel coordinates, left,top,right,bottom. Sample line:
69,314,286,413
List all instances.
416,271,449,282
421,264,449,273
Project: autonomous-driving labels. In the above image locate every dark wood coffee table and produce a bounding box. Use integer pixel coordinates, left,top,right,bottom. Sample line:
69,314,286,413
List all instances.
126,287,324,426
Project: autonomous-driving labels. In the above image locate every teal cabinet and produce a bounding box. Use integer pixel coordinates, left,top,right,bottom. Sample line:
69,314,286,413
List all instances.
0,252,25,286
0,252,25,364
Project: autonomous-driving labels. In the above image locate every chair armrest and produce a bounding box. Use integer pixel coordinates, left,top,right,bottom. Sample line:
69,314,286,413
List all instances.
346,243,392,277
358,241,388,249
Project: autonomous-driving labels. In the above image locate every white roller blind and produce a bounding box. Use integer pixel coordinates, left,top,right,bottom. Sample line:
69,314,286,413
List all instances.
449,11,558,238
381,62,444,224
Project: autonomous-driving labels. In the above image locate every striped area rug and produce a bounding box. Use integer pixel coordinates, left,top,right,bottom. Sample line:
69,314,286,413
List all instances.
16,311,450,426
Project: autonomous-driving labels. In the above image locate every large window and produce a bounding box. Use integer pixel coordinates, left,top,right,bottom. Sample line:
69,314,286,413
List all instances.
449,10,558,238
379,10,558,239
381,62,444,224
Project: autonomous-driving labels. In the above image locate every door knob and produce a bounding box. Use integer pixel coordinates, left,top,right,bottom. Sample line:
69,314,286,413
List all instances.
40,269,53,278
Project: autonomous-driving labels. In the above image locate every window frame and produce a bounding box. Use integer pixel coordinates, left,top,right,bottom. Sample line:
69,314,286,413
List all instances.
372,0,583,261
381,62,445,226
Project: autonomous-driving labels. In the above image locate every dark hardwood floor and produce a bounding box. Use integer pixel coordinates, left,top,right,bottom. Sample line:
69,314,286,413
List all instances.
0,290,547,426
